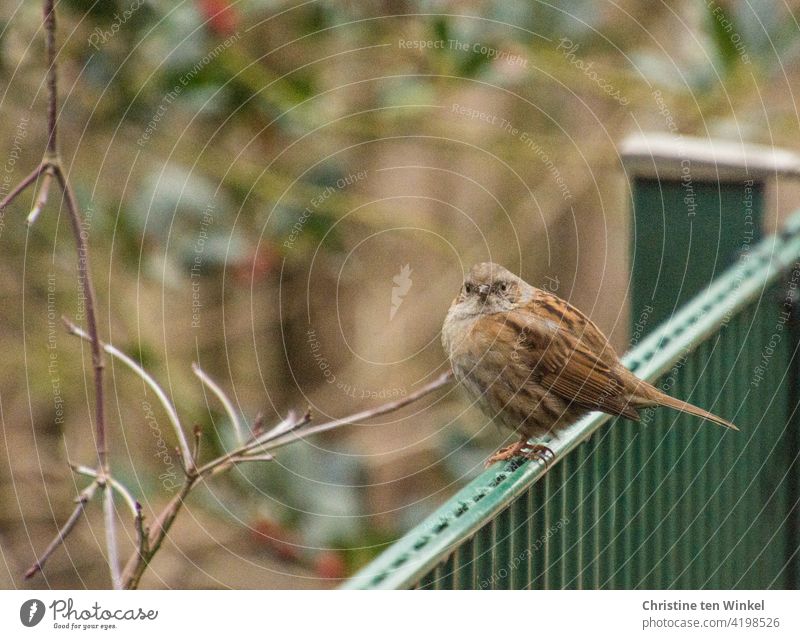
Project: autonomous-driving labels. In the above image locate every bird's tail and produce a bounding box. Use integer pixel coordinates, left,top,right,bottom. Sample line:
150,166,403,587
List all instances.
647,387,739,431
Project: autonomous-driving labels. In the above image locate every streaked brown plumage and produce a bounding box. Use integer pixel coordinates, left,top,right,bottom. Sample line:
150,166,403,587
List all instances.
441,262,738,466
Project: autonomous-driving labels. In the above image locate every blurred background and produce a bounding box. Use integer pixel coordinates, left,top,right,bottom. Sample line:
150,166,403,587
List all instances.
1,0,800,588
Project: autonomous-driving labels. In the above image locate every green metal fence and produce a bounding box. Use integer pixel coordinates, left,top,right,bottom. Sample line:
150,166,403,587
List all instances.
343,213,800,590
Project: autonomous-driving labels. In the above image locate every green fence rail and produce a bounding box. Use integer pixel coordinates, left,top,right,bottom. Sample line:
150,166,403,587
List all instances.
343,213,800,590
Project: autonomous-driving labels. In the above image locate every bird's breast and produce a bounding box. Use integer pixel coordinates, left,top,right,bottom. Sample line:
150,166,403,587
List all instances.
444,311,534,388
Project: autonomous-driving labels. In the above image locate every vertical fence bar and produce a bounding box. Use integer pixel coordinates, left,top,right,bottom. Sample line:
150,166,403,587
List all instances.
542,474,553,589
786,270,800,588
510,493,530,589
551,458,567,588
574,442,588,589
708,335,725,589
603,420,619,588
494,507,512,590
636,409,653,589
590,434,602,590
526,482,538,588
453,539,475,589
617,418,634,590
698,339,716,589
475,521,494,589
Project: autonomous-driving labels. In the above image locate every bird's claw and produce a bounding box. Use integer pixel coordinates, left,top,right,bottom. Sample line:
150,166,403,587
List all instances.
523,444,555,468
485,441,555,469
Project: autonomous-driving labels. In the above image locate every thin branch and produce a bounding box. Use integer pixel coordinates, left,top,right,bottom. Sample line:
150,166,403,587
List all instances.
43,0,57,156
72,466,130,590
27,165,54,226
55,173,106,471
257,408,307,443
23,0,116,588
260,371,454,451
70,463,96,478
120,479,196,589
231,453,275,463
71,464,138,519
197,412,310,475
134,502,148,564
251,411,265,437
61,325,452,587
241,411,310,453
63,317,195,474
102,485,121,589
143,479,194,558
41,5,106,474
107,479,138,521
192,362,246,444
0,163,44,211
205,453,274,478
24,481,98,580
120,371,452,587
198,371,453,476
54,164,117,588
192,424,202,463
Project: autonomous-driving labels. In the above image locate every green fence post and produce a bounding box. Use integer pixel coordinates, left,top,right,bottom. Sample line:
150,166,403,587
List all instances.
784,242,800,588
621,133,800,338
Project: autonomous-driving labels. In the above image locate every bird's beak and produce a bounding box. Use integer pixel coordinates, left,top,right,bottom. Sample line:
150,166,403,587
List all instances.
477,284,490,297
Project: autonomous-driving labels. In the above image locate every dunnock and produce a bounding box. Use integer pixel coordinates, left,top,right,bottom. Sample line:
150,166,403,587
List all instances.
442,262,737,466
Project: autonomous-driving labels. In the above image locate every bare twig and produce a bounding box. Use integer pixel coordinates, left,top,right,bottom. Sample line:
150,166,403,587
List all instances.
259,371,454,451
14,0,115,586
64,317,195,474
192,424,202,463
70,464,138,520
196,371,453,476
54,164,116,584
188,412,305,478
69,463,95,478
119,369,452,588
0,163,45,211
120,479,196,589
251,412,265,437
192,362,246,443
257,407,307,443
245,410,309,453
43,0,57,156
102,486,121,589
27,165,54,226
205,453,274,478
106,479,138,521
55,177,106,470
134,502,148,563
230,453,275,464
24,481,99,580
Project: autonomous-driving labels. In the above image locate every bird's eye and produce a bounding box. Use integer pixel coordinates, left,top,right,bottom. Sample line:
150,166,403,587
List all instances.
499,282,507,292
464,283,472,294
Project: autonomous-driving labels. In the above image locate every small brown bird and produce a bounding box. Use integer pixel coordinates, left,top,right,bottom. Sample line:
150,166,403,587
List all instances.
441,262,738,466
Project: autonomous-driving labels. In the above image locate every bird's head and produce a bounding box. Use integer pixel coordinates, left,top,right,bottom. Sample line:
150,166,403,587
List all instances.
452,262,526,316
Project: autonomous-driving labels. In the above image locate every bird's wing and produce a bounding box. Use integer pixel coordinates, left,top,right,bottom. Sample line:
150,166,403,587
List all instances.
505,303,640,421
530,289,619,363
